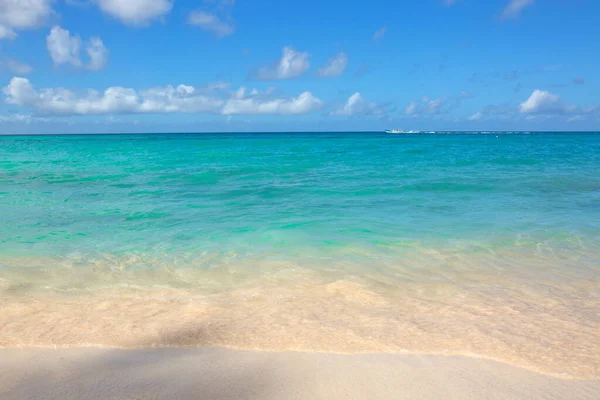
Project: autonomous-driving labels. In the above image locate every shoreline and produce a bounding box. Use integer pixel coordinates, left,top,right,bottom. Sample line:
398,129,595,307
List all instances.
2,282,598,380
1,347,599,400
0,344,592,381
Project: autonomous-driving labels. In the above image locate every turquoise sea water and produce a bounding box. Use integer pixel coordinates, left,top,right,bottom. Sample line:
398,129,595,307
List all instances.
1,132,599,377
1,132,599,267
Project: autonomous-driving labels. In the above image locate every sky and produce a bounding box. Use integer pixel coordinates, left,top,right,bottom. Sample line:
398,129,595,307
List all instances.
0,0,598,133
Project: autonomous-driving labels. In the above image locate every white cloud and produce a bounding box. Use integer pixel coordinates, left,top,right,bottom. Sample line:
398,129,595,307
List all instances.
137,84,223,113
86,37,108,71
3,77,324,117
426,98,445,113
206,81,231,91
47,26,108,71
231,86,247,99
373,26,387,40
255,47,310,80
332,92,386,116
500,0,535,20
47,26,82,67
3,77,38,105
0,113,57,124
316,52,348,78
471,92,598,122
0,112,70,125
0,113,33,123
95,0,173,26
0,24,16,39
188,11,234,37
5,78,141,115
468,111,483,121
222,91,323,115
404,92,471,117
404,101,418,115
467,104,523,121
519,90,564,114
334,92,364,115
0,0,54,30
405,96,446,116
2,59,33,74
567,115,585,123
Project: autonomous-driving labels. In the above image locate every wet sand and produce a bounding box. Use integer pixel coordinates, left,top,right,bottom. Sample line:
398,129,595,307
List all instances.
2,276,598,379
1,348,599,400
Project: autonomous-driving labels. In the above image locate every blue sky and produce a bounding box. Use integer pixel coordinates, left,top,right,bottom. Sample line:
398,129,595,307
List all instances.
0,0,598,133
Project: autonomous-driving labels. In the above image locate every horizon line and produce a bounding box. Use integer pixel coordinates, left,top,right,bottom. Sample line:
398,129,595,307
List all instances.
1,130,600,137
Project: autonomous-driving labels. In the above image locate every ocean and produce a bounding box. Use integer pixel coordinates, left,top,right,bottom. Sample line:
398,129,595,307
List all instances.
0,132,598,378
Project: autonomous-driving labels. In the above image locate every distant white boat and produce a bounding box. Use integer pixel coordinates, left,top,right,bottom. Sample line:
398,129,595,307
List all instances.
385,129,419,134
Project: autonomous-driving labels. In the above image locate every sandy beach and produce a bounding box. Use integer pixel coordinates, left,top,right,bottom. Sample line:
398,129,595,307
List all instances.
2,0,599,397
2,133,600,398
1,348,598,400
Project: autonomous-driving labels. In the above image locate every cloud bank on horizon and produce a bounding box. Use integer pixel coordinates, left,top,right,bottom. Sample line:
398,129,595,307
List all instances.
0,0,598,132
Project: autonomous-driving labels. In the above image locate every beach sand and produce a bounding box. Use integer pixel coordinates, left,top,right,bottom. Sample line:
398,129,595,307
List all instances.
1,348,598,400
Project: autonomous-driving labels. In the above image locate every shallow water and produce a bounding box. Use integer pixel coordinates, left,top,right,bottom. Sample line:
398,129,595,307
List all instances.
0,132,599,378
